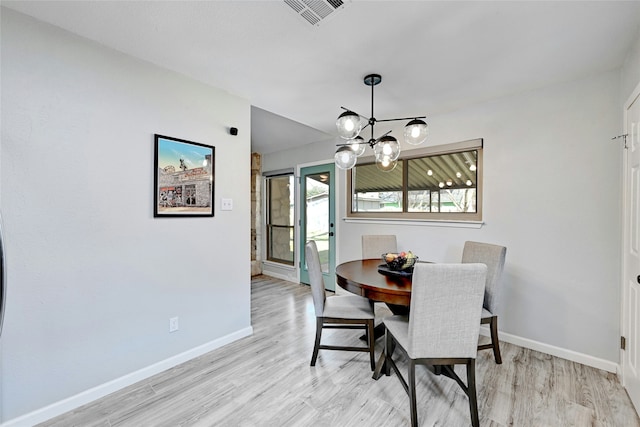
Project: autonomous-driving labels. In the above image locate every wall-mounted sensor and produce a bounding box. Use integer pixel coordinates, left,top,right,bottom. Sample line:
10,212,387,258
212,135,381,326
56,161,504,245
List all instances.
229,127,238,136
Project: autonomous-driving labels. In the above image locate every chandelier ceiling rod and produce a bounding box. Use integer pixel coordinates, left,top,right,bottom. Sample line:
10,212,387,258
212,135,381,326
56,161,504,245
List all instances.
368,74,377,146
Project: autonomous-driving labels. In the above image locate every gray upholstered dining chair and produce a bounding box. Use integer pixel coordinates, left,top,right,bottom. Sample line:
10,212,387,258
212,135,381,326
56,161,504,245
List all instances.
362,235,397,259
361,234,401,318
382,263,487,427
462,241,507,364
305,241,376,370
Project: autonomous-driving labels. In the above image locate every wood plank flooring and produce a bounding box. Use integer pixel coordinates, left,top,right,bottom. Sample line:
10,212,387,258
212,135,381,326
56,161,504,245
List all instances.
39,275,640,426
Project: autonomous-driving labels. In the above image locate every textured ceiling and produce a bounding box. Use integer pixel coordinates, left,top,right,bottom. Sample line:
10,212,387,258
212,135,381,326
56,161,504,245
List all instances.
3,1,640,154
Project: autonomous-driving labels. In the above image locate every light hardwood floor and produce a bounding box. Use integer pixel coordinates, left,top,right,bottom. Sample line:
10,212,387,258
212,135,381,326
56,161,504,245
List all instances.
39,275,640,426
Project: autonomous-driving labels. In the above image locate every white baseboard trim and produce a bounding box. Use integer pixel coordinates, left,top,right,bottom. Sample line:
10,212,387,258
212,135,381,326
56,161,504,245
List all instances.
261,270,293,281
260,266,298,283
480,326,619,373
2,326,253,427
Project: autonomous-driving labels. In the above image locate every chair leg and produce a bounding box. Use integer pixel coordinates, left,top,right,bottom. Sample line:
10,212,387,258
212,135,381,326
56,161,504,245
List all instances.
367,319,375,371
310,317,323,366
466,359,479,427
384,329,394,376
489,316,502,364
409,360,418,427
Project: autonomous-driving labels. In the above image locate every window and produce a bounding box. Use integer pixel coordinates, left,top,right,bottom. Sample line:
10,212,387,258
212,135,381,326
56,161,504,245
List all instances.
265,173,295,265
348,139,482,221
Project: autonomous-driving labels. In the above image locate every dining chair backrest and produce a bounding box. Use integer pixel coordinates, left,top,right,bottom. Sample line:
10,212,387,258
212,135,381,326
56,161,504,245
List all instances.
362,235,398,259
461,241,507,314
408,263,487,359
305,240,326,317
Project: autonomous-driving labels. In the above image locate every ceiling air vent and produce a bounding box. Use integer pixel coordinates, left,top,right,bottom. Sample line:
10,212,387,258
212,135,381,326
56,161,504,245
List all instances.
284,0,346,26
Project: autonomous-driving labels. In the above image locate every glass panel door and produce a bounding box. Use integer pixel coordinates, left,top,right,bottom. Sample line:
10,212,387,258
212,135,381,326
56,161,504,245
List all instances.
299,164,335,291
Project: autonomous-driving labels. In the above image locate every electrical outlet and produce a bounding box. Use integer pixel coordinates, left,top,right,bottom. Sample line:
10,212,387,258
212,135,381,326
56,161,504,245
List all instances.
169,317,179,332
221,198,233,211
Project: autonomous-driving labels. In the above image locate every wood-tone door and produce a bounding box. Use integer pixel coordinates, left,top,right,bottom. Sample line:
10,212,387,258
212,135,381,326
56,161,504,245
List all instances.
622,89,640,413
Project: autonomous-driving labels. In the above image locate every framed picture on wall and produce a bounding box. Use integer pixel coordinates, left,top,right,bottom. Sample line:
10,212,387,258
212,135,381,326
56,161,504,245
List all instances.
154,134,214,217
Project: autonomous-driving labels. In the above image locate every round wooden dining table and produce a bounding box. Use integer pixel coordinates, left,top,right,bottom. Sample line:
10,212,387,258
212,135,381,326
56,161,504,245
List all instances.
335,258,413,307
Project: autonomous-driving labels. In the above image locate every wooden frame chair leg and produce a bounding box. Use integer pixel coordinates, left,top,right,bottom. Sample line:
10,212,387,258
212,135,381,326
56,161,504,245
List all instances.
466,359,479,427
409,360,418,427
310,317,323,366
489,316,502,364
384,331,394,376
479,315,502,364
367,319,375,370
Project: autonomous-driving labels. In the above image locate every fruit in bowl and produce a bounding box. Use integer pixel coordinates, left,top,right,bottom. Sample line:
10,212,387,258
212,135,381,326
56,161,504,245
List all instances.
382,251,418,271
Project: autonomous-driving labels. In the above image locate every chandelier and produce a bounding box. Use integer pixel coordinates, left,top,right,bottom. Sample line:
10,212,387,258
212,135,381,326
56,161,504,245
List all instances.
334,73,429,172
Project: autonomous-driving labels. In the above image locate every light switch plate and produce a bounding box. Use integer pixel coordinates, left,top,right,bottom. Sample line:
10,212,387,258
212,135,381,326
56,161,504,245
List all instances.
221,198,233,211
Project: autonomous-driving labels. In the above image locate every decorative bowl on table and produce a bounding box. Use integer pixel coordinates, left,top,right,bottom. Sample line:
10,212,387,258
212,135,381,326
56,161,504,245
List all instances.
382,252,418,271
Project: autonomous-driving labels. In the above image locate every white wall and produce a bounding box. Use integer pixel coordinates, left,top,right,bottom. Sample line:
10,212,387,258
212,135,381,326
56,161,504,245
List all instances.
621,27,640,103
1,9,251,423
264,70,623,366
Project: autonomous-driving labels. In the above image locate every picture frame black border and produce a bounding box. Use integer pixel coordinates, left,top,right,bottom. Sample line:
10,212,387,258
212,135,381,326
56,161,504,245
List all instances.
153,134,215,218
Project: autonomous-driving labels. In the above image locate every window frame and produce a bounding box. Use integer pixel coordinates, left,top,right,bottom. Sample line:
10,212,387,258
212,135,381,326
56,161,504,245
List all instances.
346,138,483,222
264,171,295,266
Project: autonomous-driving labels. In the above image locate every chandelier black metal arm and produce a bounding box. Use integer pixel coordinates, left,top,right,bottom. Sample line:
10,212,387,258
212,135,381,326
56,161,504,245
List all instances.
336,129,391,149
376,116,427,123
337,106,426,134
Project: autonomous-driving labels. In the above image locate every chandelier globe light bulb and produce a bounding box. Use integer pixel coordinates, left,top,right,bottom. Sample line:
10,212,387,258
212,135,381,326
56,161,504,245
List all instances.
404,119,429,145
374,135,400,161
336,111,362,140
334,146,357,170
349,136,366,157
376,157,397,172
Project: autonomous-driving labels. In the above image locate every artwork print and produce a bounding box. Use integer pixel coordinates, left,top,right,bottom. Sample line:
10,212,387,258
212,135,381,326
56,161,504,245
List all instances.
154,134,214,217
